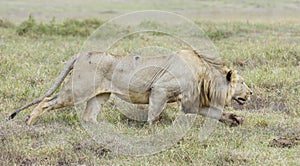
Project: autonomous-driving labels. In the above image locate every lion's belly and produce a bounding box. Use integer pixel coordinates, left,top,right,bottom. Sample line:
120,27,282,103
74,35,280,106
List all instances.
114,91,150,104
108,55,185,104
113,90,180,104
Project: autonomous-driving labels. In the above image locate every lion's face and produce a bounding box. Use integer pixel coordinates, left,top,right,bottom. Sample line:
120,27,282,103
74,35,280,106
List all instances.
232,79,252,105
226,70,253,105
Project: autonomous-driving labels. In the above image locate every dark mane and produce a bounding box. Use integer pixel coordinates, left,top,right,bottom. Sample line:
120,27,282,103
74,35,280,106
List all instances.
193,50,230,107
192,50,226,70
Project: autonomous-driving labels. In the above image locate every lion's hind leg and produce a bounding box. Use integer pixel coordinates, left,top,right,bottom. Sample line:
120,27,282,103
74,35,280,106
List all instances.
81,93,110,123
26,94,74,125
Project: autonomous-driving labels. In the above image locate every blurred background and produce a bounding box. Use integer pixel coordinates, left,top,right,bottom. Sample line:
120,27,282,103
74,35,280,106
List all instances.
1,0,299,22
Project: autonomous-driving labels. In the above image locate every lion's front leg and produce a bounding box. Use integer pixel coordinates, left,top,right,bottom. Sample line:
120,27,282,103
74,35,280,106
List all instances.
147,87,168,125
219,112,244,127
199,107,244,127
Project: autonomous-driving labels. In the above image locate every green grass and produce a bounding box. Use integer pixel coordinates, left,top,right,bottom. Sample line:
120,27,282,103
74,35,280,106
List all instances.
0,16,299,165
15,16,103,36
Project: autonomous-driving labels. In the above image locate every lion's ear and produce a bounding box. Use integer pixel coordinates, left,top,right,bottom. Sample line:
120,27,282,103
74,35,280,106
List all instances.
226,70,233,82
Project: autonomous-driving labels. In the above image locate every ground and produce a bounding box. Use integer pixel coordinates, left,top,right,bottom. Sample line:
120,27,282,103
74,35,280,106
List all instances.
0,0,299,165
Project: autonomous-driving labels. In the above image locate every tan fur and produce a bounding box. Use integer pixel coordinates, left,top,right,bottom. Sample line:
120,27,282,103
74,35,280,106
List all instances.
13,50,252,126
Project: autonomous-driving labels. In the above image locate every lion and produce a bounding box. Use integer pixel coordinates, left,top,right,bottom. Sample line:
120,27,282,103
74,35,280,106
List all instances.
9,50,252,126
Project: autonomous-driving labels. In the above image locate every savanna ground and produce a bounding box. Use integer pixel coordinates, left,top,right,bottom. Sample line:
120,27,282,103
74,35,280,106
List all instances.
0,0,299,165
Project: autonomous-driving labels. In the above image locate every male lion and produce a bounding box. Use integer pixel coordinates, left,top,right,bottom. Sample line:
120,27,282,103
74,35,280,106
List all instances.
10,50,252,126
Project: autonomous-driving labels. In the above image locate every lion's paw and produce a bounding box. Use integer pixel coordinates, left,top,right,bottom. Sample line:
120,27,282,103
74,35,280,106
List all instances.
219,113,244,127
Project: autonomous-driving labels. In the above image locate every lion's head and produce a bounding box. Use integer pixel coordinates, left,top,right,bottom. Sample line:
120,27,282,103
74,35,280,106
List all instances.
197,66,252,108
225,70,253,106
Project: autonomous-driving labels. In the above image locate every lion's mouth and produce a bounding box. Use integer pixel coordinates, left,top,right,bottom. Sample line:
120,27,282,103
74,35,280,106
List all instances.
234,97,247,105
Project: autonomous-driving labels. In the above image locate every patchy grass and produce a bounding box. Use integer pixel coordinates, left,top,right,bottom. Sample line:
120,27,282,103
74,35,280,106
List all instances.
0,19,14,28
15,15,103,37
0,17,299,165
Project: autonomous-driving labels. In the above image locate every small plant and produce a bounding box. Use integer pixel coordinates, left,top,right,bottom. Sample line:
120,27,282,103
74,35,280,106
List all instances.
16,16,103,36
0,19,15,28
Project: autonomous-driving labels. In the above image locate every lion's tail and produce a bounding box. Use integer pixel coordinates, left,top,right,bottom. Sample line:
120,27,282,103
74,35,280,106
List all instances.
9,56,77,120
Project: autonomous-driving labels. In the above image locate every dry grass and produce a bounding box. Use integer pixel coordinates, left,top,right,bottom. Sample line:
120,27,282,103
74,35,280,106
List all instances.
0,6,299,165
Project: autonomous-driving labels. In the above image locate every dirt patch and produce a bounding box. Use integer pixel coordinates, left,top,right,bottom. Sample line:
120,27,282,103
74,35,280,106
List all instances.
269,137,300,148
216,151,248,165
71,140,110,159
269,127,300,148
21,158,37,165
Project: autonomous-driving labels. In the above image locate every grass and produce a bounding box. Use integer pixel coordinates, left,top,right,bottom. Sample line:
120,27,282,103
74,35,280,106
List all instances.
0,15,299,165
15,16,103,36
